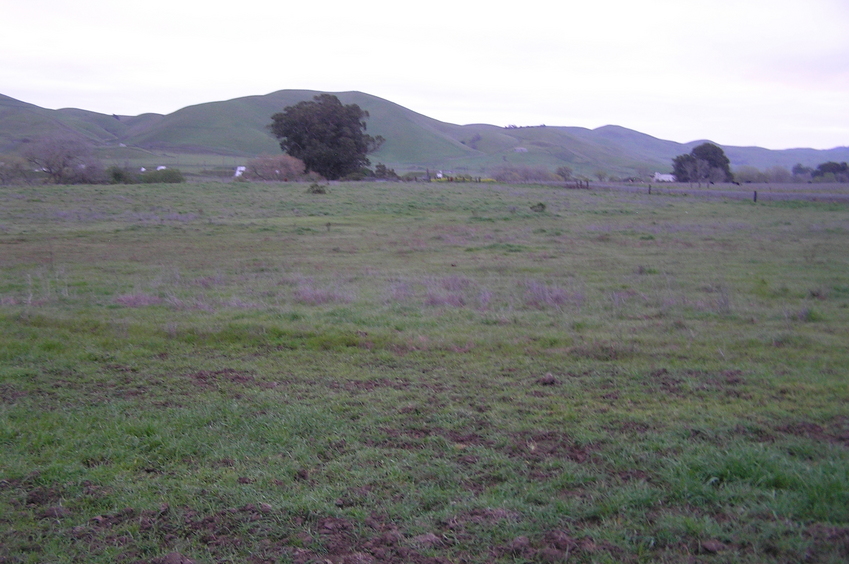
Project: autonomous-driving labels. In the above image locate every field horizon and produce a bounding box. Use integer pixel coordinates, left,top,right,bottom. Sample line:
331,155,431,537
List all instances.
3,90,849,180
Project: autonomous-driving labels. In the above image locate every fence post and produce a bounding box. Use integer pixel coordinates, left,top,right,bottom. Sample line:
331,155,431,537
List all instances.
753,190,757,203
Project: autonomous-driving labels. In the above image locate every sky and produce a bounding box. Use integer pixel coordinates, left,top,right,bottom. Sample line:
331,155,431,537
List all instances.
2,0,848,150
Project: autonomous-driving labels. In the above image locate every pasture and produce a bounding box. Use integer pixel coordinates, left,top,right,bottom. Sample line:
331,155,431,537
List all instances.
1,181,847,563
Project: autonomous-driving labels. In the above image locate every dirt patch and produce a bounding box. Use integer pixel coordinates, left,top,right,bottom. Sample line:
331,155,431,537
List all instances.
24,485,65,507
504,431,595,463
644,368,750,399
332,378,411,393
490,529,631,562
335,486,373,508
0,384,27,404
371,427,492,451
567,341,633,361
775,418,849,447
185,368,278,391
535,373,560,386
728,423,778,443
720,369,744,384
804,524,849,560
647,368,684,396
445,507,520,529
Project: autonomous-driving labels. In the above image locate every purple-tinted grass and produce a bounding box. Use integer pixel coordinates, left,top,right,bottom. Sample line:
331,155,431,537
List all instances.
114,293,162,307
193,275,225,288
165,295,215,312
223,297,261,309
476,289,493,310
388,281,414,303
424,292,466,308
292,283,353,306
441,275,473,292
523,280,583,310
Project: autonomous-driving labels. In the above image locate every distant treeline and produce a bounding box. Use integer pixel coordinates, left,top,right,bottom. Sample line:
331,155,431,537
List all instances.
0,137,184,185
735,162,849,184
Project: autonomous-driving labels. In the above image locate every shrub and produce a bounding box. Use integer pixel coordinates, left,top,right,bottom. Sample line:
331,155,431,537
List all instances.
341,167,374,181
493,166,559,183
22,137,106,184
244,154,307,181
0,155,32,184
107,166,139,184
374,163,399,180
139,168,185,184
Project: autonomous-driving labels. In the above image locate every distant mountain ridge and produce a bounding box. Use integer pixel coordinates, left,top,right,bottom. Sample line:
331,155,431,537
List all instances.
2,90,847,177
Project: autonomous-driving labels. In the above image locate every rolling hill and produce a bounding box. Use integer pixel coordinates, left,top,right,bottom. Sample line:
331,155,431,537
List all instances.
2,90,847,178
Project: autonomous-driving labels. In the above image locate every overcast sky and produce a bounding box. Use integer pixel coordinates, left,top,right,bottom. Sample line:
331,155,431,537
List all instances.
3,0,848,150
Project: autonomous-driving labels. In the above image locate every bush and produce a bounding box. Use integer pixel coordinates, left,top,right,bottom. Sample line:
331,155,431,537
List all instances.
341,167,374,181
107,166,139,184
22,137,106,184
493,166,558,183
244,154,308,181
139,168,185,184
0,155,31,185
374,163,399,180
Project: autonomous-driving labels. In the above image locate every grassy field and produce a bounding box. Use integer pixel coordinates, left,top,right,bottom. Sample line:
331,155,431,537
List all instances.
1,181,848,563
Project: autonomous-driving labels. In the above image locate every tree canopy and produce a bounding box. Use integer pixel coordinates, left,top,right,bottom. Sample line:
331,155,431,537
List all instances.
671,142,733,184
813,161,848,181
269,94,384,180
23,137,104,184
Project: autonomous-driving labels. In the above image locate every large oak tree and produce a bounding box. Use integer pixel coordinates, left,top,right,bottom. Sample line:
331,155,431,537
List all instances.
672,142,733,184
269,94,384,180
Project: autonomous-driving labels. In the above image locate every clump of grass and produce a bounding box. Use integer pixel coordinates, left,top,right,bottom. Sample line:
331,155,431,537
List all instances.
386,280,414,303
441,274,473,292
424,291,465,308
522,279,582,310
789,306,822,322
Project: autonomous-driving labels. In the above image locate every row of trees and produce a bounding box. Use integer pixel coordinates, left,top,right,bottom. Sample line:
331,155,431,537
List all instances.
0,137,184,185
792,162,849,183
671,143,849,185
733,165,794,184
709,161,849,184
5,99,845,186
22,137,105,184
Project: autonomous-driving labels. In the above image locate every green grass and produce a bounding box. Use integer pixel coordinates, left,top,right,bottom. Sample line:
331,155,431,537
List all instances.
1,181,848,563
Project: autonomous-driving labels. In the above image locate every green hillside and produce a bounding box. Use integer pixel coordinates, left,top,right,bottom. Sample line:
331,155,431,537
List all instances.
2,90,847,177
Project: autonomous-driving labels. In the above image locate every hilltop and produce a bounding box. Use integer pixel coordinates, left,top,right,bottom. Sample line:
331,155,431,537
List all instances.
2,90,847,178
